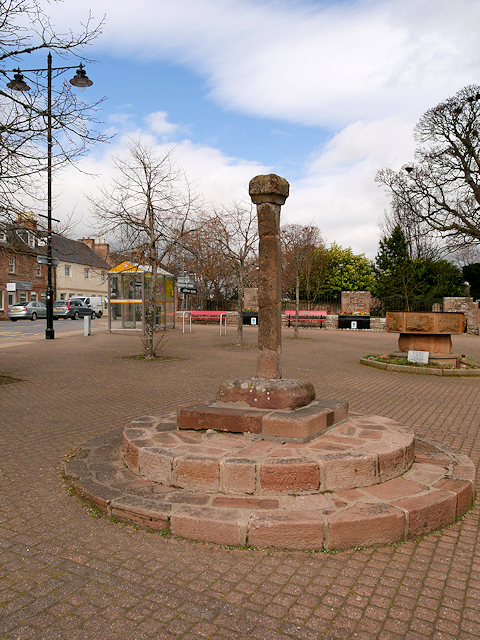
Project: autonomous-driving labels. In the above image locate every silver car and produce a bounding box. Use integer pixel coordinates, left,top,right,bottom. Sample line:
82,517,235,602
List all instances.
52,299,95,320
8,301,47,321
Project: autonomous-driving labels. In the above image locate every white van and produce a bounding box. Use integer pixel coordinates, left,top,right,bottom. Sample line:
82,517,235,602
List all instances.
69,296,104,318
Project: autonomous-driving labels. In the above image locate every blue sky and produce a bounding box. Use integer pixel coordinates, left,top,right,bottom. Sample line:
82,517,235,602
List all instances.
32,0,480,259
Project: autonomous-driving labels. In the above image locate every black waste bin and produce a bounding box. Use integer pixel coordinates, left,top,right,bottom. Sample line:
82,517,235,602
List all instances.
338,315,370,329
243,311,259,326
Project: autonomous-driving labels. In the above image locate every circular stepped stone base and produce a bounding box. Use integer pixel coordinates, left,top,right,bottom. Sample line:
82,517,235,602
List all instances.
64,414,476,551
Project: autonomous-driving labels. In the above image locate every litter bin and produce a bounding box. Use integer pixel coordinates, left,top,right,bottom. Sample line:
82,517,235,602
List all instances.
338,315,370,329
243,311,259,326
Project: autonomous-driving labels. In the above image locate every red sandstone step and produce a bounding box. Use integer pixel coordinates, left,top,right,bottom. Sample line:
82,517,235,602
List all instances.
64,424,476,551
123,413,415,493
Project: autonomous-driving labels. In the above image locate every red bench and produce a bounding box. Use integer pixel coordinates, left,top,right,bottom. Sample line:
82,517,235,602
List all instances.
284,310,327,327
182,310,227,335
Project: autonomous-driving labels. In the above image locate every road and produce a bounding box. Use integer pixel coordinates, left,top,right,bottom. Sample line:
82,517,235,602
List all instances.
0,316,109,346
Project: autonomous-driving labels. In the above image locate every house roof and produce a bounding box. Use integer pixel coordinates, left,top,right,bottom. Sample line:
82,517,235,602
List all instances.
1,223,110,270
51,236,110,269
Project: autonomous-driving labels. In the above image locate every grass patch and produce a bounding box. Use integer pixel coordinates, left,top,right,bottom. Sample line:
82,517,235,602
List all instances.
121,354,173,361
363,354,480,369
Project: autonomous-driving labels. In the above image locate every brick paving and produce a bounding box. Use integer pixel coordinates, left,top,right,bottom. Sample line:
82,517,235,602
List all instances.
0,324,479,639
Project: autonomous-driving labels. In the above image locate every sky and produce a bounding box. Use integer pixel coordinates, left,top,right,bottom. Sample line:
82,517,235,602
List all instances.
29,0,480,259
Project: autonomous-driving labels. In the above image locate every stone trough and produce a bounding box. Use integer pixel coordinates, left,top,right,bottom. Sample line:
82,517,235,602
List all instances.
64,175,476,551
386,311,467,367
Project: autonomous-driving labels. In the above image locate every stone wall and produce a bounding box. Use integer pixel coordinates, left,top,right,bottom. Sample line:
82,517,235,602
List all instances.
443,297,479,335
244,287,258,309
341,291,371,314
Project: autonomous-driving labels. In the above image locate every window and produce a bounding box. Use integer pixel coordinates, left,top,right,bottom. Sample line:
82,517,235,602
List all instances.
65,265,71,277
31,292,37,302
8,292,14,306
8,257,15,274
0,289,3,310
60,293,65,300
0,230,6,242
101,271,106,283
27,232,35,248
19,291,27,303
84,268,90,279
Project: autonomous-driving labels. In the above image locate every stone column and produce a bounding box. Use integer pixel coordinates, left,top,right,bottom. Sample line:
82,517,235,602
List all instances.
249,174,289,379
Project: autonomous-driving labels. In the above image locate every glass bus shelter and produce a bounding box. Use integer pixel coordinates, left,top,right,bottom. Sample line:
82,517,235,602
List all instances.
108,262,175,331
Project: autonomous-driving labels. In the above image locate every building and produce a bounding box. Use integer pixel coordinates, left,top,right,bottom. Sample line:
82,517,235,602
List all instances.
0,215,48,317
0,213,110,320
53,236,110,303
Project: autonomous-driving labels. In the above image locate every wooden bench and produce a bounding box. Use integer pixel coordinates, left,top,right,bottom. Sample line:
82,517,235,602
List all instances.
182,310,227,335
284,310,327,327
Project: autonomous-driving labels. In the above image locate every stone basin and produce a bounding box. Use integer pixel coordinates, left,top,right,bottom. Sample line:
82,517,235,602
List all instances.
386,311,466,354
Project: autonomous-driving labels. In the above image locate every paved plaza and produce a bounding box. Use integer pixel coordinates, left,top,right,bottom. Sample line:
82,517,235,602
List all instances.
0,323,479,639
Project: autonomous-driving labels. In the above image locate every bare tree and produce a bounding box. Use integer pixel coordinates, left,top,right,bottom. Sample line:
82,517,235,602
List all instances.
198,203,258,346
173,228,237,308
376,85,480,251
282,224,322,338
0,0,106,221
90,140,201,359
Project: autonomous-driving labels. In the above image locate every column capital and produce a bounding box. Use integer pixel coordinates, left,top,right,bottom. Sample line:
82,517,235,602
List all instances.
249,174,290,205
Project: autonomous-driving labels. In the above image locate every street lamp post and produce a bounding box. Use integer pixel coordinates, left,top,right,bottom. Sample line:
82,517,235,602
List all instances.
7,54,93,340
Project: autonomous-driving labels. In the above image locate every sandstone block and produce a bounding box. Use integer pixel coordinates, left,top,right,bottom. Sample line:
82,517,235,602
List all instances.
249,174,290,205
212,496,279,509
221,459,257,494
453,464,476,483
393,490,456,538
173,457,220,492
217,378,315,410
398,333,452,354
248,510,324,550
321,453,376,491
373,443,406,481
362,476,426,500
123,432,139,468
177,403,263,434
110,496,170,531
138,447,172,484
260,459,320,492
263,399,348,442
170,506,247,546
433,478,474,517
327,503,405,550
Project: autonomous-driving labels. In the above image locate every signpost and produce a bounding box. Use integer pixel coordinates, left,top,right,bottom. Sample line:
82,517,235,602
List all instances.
37,256,59,266
179,286,198,295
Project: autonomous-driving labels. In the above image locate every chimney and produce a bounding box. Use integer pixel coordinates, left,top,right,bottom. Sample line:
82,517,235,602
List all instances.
17,212,37,231
79,237,95,250
93,237,110,261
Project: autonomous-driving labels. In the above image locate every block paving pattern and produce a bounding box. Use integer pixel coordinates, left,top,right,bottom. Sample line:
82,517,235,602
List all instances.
0,324,479,638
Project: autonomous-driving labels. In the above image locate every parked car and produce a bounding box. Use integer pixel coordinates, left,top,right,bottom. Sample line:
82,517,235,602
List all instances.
52,299,95,320
8,301,47,321
69,296,104,318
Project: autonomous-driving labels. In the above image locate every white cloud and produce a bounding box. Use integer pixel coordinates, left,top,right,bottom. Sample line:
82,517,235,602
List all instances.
144,111,178,137
53,126,269,241
42,0,480,257
67,0,480,125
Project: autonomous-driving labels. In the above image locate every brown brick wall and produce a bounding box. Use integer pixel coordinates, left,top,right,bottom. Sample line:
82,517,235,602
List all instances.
0,250,48,319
